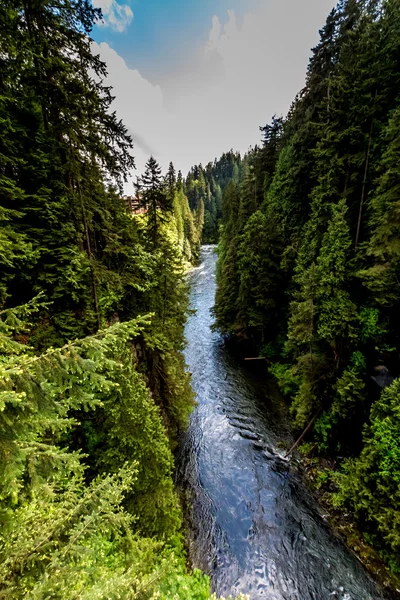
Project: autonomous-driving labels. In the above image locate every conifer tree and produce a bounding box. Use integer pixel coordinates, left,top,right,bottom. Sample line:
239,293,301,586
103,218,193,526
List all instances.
166,161,176,193
335,377,400,569
177,169,183,190
259,115,284,194
214,182,241,333
238,162,258,230
0,0,134,340
236,209,282,343
136,156,171,247
0,1,209,596
360,104,400,306
211,0,400,573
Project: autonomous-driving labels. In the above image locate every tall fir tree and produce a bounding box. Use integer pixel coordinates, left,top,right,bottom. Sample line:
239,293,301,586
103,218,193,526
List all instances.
135,156,171,247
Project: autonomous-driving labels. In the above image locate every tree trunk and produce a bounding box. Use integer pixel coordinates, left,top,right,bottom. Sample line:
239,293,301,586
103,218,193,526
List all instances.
354,86,378,253
77,177,100,329
354,120,373,253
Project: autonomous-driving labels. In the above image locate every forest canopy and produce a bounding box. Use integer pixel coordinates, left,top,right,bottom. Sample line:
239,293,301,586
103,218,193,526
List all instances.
0,1,209,597
210,0,400,575
1,0,400,595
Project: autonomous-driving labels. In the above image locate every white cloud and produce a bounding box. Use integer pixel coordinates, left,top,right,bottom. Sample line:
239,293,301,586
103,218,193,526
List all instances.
92,41,176,187
94,0,336,190
93,0,133,33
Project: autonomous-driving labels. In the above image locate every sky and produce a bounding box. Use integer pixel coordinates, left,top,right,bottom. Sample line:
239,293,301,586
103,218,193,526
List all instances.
91,0,336,190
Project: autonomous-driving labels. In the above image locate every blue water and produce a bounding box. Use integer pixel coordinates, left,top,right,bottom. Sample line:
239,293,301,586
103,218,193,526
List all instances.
177,245,394,600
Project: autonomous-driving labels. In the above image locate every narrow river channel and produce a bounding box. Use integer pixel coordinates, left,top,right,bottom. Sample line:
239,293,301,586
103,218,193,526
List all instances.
177,245,394,600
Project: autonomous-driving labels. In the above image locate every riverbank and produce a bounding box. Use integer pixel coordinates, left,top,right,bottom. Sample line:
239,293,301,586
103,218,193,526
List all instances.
222,341,400,597
224,339,400,597
178,245,391,599
297,455,400,598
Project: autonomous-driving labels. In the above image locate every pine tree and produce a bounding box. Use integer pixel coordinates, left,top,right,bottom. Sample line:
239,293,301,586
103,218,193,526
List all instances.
360,104,400,306
210,0,400,574
335,378,400,570
287,200,358,426
166,161,176,193
0,2,211,597
136,156,171,247
259,115,284,194
316,199,358,353
236,209,282,343
238,161,258,230
213,182,241,334
177,169,183,190
0,0,135,340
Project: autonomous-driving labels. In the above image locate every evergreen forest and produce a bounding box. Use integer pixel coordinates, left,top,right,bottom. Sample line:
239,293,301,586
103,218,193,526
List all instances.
1,0,400,597
207,0,400,577
0,1,220,597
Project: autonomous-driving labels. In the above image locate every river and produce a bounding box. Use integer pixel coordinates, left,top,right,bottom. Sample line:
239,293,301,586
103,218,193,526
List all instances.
177,245,394,600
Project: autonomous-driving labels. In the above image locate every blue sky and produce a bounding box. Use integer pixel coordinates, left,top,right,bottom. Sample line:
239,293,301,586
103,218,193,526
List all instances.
91,0,336,184
92,0,257,81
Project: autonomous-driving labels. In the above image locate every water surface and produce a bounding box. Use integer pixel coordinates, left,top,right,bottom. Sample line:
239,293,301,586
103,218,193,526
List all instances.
177,245,393,600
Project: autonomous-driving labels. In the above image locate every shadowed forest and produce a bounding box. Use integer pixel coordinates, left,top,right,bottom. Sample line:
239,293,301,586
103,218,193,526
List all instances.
0,0,399,598
187,0,400,582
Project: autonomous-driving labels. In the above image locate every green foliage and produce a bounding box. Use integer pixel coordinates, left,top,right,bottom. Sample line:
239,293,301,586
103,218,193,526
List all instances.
0,1,208,595
0,300,204,596
357,104,400,371
186,152,242,243
211,0,400,572
135,156,173,248
359,307,383,343
75,329,182,538
268,363,300,397
236,209,282,341
213,183,241,334
313,467,333,490
334,378,400,569
0,462,211,599
173,189,201,262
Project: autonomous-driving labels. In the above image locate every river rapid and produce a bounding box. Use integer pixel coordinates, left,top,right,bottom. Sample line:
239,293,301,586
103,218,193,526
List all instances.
177,245,394,600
